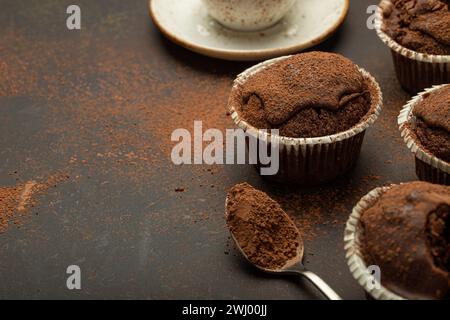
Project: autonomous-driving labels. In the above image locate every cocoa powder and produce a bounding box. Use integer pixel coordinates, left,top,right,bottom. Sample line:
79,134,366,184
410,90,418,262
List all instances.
361,182,450,299
0,29,239,234
0,185,23,232
413,85,450,162
237,52,371,138
0,173,69,233
226,183,301,270
383,0,450,55
0,14,407,247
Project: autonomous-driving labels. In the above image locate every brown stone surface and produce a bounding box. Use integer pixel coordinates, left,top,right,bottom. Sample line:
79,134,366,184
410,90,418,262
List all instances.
0,0,424,299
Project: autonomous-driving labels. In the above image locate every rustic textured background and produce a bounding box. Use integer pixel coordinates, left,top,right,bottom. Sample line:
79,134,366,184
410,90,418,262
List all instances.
0,0,414,299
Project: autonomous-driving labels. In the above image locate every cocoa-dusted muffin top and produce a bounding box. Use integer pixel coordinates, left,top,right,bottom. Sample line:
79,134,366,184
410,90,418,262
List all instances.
235,52,373,138
361,182,450,299
412,85,450,162
381,0,450,55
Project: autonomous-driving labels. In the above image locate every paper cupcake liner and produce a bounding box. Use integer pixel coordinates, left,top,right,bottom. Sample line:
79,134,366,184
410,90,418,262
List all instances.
228,55,383,185
415,158,449,185
375,0,450,94
398,84,450,185
344,185,405,300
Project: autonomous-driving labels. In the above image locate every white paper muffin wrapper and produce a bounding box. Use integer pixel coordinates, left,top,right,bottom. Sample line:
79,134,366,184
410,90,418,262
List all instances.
228,55,383,184
375,0,450,93
344,185,405,300
398,84,450,184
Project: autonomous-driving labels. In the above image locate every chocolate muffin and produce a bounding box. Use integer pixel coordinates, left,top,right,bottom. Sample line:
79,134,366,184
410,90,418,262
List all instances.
376,0,450,93
361,182,450,299
382,0,450,55
236,52,373,138
412,84,450,163
228,53,382,185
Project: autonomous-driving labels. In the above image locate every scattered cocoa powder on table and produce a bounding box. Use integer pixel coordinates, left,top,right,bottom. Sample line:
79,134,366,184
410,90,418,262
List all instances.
0,173,69,233
0,29,242,236
237,52,371,138
0,185,24,232
0,17,414,244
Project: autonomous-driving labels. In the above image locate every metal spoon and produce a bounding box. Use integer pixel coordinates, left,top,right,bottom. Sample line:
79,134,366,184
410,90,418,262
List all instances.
225,196,342,300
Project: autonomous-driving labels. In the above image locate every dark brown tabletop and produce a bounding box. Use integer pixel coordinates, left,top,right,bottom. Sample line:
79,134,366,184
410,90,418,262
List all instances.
0,0,415,299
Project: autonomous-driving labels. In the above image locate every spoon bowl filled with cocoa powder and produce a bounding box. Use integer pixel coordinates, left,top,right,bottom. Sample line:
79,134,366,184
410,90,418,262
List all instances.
225,183,342,300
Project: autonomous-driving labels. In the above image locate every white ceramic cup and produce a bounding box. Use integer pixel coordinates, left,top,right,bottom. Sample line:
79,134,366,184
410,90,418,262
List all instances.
201,0,297,32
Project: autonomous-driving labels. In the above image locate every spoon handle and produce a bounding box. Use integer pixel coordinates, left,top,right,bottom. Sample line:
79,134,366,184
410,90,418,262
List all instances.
300,270,342,300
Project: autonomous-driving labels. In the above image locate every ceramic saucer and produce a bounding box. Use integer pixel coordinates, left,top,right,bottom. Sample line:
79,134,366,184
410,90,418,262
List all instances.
149,0,349,61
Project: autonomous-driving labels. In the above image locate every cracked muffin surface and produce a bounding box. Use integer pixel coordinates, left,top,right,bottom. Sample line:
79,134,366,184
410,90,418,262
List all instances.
361,182,450,300
382,0,450,55
236,52,374,138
